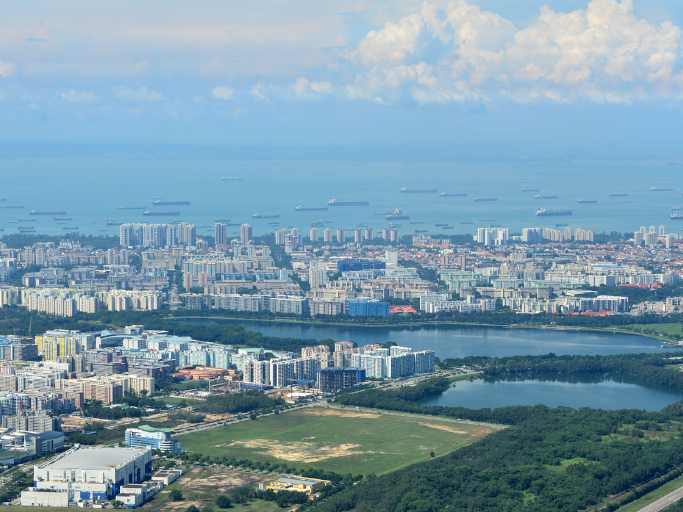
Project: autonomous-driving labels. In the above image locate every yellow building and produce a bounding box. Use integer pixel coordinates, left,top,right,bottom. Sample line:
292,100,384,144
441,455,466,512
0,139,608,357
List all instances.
265,477,329,495
35,331,85,360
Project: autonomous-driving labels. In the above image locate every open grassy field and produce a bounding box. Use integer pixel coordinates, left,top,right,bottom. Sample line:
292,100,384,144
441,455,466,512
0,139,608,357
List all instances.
138,466,276,512
176,407,495,475
624,323,682,338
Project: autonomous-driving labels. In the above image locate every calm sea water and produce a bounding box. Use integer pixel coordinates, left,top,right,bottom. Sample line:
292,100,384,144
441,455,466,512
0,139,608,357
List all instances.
420,374,683,411
2,158,681,238
180,318,673,358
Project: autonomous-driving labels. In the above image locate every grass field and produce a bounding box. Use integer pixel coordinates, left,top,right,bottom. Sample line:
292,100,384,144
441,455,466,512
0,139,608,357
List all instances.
176,407,495,475
624,323,682,338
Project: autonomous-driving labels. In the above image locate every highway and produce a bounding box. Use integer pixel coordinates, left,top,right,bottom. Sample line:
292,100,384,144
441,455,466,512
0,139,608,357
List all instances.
637,485,683,512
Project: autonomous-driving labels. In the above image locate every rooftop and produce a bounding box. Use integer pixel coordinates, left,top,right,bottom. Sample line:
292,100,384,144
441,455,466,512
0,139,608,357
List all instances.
137,425,174,433
42,447,148,471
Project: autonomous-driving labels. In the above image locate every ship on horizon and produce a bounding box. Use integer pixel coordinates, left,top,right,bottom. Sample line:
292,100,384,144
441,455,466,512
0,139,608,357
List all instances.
460,221,474,224
386,208,409,220
221,177,243,181
328,199,369,206
107,220,123,225
31,210,66,215
652,187,674,191
609,193,628,197
118,206,145,209
252,213,280,218
673,207,682,211
536,208,572,216
534,194,558,199
577,199,597,203
672,214,683,220
555,223,569,226
295,206,328,211
440,193,467,197
54,217,71,220
473,197,498,201
400,187,437,193
0,206,24,209
414,229,428,233
521,187,540,192
143,211,179,216
410,221,424,224
153,200,190,205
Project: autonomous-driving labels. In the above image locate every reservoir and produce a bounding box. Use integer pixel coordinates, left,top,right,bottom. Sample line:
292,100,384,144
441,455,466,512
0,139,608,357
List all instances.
178,318,674,358
420,374,683,412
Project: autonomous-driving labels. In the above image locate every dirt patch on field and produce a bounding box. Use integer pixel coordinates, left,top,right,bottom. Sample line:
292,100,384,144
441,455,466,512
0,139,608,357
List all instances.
418,422,474,435
181,471,271,492
219,438,364,463
299,408,380,419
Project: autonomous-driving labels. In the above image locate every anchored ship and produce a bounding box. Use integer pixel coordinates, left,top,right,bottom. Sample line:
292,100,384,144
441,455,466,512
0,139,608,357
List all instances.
473,197,498,202
328,199,369,206
652,187,674,191
386,208,409,220
31,210,66,215
107,220,123,225
221,177,243,181
534,194,558,199
672,214,683,220
118,206,145,209
577,199,597,203
252,213,280,218
609,193,628,197
295,206,328,211
400,187,437,193
143,211,179,216
521,187,539,192
536,208,572,216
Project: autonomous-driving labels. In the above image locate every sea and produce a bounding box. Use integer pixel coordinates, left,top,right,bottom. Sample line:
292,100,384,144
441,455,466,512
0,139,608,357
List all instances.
1,157,681,239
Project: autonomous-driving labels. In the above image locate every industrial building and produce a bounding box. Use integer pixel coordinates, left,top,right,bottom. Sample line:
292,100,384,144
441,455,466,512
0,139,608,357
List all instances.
125,425,181,452
32,446,152,501
262,476,330,494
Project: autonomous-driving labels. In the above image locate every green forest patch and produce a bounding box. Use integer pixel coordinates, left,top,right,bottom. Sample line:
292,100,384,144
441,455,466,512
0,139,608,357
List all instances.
176,407,494,475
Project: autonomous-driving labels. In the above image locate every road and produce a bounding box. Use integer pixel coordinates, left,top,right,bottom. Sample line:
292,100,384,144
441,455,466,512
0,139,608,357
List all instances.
637,485,683,512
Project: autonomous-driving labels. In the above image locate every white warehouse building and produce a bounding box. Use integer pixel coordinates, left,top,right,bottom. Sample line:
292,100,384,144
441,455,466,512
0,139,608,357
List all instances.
31,447,153,501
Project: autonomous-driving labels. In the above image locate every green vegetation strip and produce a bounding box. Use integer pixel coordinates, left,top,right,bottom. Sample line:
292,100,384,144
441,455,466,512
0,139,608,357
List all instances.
617,473,683,512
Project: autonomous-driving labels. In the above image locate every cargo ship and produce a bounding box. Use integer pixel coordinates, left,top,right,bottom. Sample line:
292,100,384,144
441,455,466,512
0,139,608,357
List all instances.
609,193,628,197
328,199,369,206
536,208,572,216
400,188,437,193
252,213,280,218
482,218,495,221
62,227,78,230
673,207,682,211
672,214,683,220
652,187,674,191
410,221,424,224
107,220,123,225
534,194,558,199
473,197,498,201
555,223,569,227
153,200,190,205
386,208,409,220
521,187,539,192
221,177,243,181
440,193,466,197
215,218,231,222
577,199,597,203
442,226,454,229
118,206,145,209
295,206,328,211
18,219,35,222
388,223,403,228
143,211,179,216
435,223,448,227
54,217,72,220
31,210,66,215
460,221,474,224
414,229,428,233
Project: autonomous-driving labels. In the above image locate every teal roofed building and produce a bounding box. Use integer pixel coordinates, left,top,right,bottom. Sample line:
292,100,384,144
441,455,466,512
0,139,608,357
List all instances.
125,425,181,452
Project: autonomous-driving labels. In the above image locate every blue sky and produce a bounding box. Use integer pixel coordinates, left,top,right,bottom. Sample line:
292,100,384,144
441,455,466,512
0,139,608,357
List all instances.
2,0,683,159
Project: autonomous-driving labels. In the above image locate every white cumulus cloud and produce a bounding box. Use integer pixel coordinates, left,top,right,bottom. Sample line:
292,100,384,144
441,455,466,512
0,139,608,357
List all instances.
341,0,683,103
211,86,235,100
0,62,16,78
112,86,164,102
58,89,99,103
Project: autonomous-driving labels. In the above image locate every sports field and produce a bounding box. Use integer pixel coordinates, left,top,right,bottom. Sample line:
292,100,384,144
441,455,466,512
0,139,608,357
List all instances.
176,407,495,475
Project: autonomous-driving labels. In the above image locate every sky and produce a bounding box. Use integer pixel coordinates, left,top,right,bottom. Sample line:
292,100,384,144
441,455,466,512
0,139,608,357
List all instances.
2,0,683,160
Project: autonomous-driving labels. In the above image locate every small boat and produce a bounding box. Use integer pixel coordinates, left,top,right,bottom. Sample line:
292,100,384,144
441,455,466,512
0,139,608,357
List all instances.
577,199,597,203
659,177,669,180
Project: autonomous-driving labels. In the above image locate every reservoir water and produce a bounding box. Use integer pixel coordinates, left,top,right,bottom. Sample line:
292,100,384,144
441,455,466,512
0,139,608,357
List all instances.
179,318,674,358
180,318,683,410
420,374,683,412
